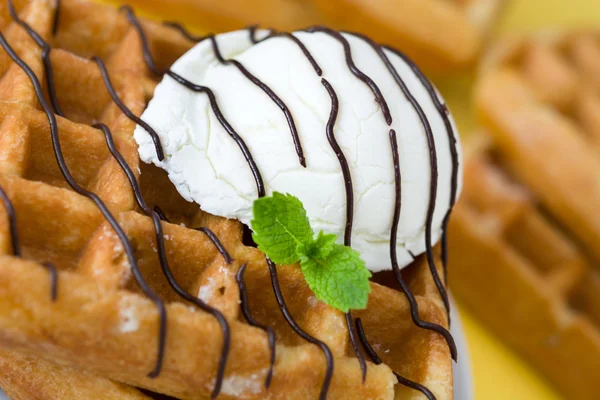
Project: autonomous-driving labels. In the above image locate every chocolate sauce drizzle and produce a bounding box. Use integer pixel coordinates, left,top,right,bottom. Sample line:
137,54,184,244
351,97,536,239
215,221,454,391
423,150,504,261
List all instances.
0,31,168,378
305,27,392,126
384,46,460,285
163,21,205,42
334,32,456,357
0,184,58,301
317,29,451,318
93,56,238,397
236,263,276,387
159,23,307,169
0,185,20,256
322,76,368,381
18,1,461,395
248,29,323,76
122,5,264,197
388,129,457,360
7,0,63,117
295,29,456,387
153,17,340,397
92,60,165,160
52,0,60,36
206,34,306,168
266,257,333,400
355,318,436,400
246,27,367,382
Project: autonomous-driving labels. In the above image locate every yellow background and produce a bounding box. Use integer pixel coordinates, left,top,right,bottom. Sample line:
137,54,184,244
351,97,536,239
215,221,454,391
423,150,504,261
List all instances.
442,1,599,399
104,1,600,399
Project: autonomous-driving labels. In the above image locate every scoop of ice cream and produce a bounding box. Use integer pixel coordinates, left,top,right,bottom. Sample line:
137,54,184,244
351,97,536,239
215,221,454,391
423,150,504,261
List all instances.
134,29,462,272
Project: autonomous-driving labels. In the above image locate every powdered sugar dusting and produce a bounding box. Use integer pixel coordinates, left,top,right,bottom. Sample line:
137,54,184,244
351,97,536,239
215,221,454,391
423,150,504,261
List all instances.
213,370,266,397
118,298,140,333
198,277,216,303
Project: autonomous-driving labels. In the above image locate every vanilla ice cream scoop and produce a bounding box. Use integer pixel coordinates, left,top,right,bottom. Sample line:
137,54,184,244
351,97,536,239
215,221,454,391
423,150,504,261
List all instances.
135,28,462,272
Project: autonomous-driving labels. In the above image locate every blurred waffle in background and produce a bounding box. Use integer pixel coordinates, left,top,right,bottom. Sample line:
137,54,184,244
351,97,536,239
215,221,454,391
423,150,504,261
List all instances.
449,32,600,399
120,0,506,72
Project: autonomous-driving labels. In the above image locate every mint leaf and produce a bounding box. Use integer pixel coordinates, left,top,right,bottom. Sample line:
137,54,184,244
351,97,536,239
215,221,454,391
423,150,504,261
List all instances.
251,192,313,264
296,231,337,260
299,244,372,313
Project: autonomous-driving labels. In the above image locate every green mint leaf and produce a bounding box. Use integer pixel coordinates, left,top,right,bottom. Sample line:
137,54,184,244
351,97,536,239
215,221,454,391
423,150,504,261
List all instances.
296,231,337,260
251,192,313,265
299,244,372,313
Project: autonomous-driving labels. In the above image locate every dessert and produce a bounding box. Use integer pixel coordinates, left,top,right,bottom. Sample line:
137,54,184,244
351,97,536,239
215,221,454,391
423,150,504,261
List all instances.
449,32,600,399
0,0,463,399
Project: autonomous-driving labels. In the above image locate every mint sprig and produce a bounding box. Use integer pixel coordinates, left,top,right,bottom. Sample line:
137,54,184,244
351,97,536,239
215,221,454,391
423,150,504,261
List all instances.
251,192,371,312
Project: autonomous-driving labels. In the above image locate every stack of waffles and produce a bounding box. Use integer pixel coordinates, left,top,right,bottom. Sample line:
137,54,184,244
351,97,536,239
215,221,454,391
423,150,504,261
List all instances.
449,32,600,399
0,0,455,399
121,0,506,72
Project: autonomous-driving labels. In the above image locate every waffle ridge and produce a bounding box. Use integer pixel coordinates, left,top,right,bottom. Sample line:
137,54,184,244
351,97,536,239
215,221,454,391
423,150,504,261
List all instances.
0,0,452,399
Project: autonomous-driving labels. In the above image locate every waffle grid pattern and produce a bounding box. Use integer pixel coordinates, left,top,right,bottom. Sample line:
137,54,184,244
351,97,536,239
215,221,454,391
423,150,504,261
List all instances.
0,0,452,399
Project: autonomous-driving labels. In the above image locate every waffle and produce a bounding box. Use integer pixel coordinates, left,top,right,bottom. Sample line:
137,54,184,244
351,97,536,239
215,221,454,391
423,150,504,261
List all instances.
120,0,504,73
0,0,454,399
449,32,600,399
308,0,505,72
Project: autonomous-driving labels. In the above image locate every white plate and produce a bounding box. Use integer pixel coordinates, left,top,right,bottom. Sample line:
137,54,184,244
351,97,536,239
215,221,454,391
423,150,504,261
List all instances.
0,297,473,400
451,294,475,400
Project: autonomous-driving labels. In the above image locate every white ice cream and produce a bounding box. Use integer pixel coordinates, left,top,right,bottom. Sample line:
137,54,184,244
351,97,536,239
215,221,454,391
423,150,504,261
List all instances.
134,30,462,272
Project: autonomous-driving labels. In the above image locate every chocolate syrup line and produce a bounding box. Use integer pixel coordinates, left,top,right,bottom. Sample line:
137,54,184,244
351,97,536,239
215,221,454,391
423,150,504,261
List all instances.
266,257,333,400
247,26,276,45
42,261,58,301
153,205,170,223
193,227,234,265
236,263,276,388
0,31,167,378
355,318,436,400
341,31,453,340
251,26,365,390
206,34,306,167
305,27,392,126
249,30,322,76
252,28,365,382
388,130,457,360
0,183,59,300
0,185,20,256
322,76,367,382
122,5,264,197
162,22,307,169
383,46,460,287
161,22,307,169
250,29,366,382
310,29,455,385
163,21,206,42
94,20,272,393
7,0,64,117
90,55,165,161
93,119,231,398
334,31,450,316
52,0,60,36
321,78,353,247
10,0,163,160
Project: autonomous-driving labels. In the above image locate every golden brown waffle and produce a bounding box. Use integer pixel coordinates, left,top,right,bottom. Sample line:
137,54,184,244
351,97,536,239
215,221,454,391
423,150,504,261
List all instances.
0,0,453,399
0,350,153,399
449,32,600,399
308,0,505,72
